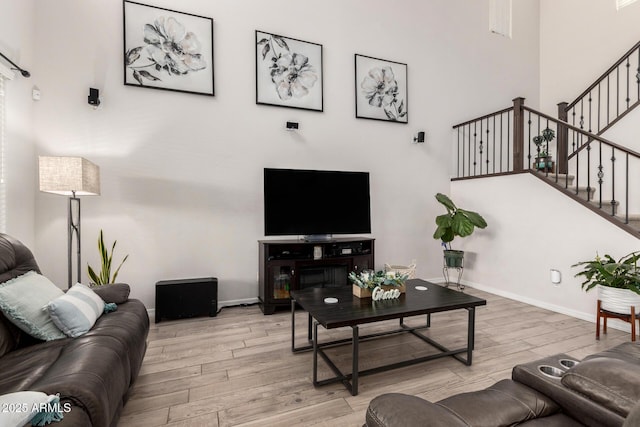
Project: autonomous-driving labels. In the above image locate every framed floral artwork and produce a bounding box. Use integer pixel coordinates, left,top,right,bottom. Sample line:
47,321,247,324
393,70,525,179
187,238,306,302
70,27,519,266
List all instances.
355,54,408,123
123,1,214,96
255,31,323,112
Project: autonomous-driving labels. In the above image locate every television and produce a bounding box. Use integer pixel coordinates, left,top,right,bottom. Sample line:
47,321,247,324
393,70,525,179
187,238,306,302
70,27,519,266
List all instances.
264,168,371,240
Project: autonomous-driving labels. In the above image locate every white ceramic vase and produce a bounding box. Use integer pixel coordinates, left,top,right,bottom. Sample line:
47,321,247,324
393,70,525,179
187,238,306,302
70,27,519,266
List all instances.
598,285,640,314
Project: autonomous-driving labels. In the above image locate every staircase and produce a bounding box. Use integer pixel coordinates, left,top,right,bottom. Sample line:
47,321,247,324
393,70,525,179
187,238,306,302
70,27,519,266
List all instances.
451,41,640,238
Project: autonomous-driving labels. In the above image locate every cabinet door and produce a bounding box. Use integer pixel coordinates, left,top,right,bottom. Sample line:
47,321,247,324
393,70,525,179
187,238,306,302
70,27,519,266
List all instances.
352,255,373,272
268,263,295,300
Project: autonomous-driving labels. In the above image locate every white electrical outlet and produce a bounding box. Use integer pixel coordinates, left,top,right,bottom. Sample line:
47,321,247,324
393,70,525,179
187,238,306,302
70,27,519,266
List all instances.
32,88,41,101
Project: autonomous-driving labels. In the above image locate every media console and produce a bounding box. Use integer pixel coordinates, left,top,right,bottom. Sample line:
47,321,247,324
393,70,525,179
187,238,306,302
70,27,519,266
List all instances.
258,237,375,314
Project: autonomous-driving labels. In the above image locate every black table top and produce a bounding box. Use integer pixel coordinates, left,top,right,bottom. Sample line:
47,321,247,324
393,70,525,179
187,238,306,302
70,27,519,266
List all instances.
291,279,487,329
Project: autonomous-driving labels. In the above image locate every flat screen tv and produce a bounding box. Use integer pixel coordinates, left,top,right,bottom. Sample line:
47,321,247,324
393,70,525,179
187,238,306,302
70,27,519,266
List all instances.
264,168,371,240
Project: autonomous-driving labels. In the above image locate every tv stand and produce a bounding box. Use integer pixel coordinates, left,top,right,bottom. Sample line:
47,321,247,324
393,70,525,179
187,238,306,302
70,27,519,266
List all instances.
258,237,374,314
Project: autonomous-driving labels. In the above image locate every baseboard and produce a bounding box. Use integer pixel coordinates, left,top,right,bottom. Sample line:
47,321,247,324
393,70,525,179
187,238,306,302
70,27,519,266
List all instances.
458,278,634,333
147,297,260,319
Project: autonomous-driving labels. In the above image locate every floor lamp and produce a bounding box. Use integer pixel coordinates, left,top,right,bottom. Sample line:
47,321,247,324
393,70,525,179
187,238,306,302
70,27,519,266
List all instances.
39,156,100,288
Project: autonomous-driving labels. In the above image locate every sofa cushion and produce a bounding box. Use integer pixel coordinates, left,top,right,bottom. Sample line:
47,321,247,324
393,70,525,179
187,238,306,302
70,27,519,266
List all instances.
561,356,640,417
48,283,106,338
0,312,20,358
90,283,130,304
29,334,132,427
0,271,65,341
0,338,70,394
436,379,561,425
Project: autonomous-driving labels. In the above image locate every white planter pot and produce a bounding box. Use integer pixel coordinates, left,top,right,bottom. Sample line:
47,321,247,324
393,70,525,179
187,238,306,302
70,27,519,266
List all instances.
598,285,640,314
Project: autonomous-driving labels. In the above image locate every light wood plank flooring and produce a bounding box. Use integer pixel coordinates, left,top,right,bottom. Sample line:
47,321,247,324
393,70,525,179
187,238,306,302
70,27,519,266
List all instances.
119,286,629,427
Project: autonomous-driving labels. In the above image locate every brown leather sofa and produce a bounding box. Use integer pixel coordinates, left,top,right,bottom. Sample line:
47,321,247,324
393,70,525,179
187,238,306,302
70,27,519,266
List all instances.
366,342,640,427
0,234,149,426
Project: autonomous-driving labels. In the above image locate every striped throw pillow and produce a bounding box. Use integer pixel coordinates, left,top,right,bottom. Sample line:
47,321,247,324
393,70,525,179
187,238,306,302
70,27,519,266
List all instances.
47,283,106,337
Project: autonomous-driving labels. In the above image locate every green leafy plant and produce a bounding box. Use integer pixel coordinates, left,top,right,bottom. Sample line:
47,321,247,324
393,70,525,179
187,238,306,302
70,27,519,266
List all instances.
433,193,487,250
573,251,640,295
87,230,129,286
348,270,408,290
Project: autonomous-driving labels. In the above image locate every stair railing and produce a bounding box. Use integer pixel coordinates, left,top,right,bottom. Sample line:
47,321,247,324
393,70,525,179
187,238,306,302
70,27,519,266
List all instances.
559,40,640,155
453,98,640,229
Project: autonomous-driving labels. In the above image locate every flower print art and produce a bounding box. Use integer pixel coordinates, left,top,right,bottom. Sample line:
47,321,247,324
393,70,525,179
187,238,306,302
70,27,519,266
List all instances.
124,1,214,96
255,31,323,111
355,54,408,123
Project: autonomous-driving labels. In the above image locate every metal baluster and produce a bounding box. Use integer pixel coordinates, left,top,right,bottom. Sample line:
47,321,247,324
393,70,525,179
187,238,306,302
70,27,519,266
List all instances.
487,117,491,173
625,153,629,223
473,122,477,176
617,66,620,117
607,74,610,126
611,147,617,216
598,140,603,209
586,139,592,201
597,83,601,133
508,113,511,171
457,127,461,178
636,46,640,102
468,123,472,177
589,91,593,133
576,133,580,195
479,120,483,175
626,57,631,110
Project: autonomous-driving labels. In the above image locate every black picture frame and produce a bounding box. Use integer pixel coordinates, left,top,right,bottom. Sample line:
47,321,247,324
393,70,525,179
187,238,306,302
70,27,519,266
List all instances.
255,30,323,112
355,54,408,123
123,0,214,96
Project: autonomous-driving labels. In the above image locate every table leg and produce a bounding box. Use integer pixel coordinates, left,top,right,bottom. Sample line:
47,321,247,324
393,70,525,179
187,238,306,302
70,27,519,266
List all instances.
291,299,296,352
352,325,359,396
313,321,319,385
467,307,475,365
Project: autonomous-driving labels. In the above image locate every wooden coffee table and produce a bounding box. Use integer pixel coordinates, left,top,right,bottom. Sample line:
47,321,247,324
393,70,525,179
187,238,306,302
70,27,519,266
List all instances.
290,279,487,395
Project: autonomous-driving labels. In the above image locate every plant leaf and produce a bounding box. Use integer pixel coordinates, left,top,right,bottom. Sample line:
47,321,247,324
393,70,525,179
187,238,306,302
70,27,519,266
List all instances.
261,43,271,60
435,193,456,212
138,70,161,81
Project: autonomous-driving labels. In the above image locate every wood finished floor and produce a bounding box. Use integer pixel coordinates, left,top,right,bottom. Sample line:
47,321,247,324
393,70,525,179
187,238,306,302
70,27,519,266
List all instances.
118,286,629,427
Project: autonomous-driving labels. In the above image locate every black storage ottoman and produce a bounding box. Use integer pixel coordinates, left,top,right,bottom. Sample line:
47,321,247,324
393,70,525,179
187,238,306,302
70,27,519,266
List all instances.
155,277,218,323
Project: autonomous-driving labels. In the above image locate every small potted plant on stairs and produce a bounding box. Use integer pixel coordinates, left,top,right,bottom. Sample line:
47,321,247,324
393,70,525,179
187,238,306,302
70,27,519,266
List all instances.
533,127,555,172
432,193,488,269
573,251,640,315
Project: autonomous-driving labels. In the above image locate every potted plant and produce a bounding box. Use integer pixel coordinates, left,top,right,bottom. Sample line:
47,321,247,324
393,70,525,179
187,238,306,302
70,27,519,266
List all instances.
532,127,555,171
433,193,487,268
87,230,129,286
349,270,408,299
573,251,640,314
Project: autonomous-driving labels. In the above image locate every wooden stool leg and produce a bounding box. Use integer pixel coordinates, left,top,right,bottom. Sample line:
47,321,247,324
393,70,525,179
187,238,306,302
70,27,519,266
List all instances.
631,306,636,342
596,300,602,340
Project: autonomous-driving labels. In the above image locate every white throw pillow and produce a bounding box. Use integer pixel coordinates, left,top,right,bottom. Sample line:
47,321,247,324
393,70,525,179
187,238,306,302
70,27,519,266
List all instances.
0,271,66,341
47,283,106,337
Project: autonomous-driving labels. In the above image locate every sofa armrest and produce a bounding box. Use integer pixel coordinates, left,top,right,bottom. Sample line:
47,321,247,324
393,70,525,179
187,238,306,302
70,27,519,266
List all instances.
366,393,466,427
90,283,130,304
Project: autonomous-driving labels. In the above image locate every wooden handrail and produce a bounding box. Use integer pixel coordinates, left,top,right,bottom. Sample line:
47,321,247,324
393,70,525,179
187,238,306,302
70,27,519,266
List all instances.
566,40,640,111
522,106,640,159
452,106,513,129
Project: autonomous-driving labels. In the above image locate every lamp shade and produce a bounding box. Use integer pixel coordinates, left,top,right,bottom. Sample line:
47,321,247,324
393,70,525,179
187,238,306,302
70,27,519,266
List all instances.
39,156,100,196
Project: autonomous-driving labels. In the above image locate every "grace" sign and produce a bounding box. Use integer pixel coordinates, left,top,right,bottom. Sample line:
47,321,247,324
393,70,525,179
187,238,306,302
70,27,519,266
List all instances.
372,286,401,301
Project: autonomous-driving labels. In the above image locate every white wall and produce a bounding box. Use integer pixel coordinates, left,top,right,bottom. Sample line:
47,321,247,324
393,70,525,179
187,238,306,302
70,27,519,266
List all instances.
27,0,540,306
0,0,36,247
540,0,640,113
452,173,639,323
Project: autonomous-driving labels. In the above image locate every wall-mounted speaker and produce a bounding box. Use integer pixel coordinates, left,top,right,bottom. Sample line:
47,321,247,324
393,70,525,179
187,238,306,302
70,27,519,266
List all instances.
88,88,100,107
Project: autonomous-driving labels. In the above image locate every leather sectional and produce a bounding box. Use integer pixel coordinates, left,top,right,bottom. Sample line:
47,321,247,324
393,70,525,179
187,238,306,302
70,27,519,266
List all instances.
0,234,149,426
366,342,640,426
